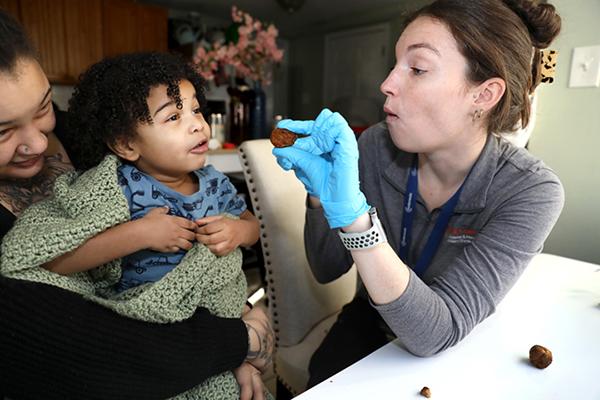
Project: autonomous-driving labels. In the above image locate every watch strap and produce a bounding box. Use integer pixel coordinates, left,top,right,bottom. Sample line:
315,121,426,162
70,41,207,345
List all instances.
338,207,388,250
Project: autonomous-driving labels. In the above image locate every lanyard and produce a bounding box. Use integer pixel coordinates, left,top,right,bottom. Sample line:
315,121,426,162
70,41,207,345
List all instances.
398,156,466,277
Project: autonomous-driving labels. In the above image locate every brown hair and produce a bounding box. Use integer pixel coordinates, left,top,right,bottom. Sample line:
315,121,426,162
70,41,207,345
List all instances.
404,0,561,133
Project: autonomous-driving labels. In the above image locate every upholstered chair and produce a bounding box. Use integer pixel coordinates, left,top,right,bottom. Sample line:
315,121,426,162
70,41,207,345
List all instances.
238,139,357,396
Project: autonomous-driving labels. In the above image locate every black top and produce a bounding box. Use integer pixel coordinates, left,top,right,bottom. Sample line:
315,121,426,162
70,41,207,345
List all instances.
0,204,14,240
0,107,247,399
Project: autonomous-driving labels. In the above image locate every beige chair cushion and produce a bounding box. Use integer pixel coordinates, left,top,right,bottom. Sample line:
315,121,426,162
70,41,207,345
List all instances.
239,139,356,394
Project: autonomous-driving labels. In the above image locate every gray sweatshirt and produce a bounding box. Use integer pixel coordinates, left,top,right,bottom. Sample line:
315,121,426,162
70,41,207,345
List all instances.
304,122,564,357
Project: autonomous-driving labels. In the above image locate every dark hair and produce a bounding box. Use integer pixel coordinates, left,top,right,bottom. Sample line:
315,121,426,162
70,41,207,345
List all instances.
0,9,38,73
65,52,207,170
404,0,561,133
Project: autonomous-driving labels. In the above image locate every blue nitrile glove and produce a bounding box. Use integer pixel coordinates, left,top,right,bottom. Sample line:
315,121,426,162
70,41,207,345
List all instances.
272,108,370,229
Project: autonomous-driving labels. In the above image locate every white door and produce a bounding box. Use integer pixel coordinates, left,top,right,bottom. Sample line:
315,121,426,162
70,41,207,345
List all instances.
324,23,390,128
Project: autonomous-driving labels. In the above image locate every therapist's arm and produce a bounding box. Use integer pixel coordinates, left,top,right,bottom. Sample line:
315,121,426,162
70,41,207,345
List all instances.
342,178,564,357
342,212,411,304
304,196,354,283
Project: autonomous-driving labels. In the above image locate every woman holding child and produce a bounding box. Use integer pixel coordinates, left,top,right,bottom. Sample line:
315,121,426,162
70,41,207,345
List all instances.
0,10,271,400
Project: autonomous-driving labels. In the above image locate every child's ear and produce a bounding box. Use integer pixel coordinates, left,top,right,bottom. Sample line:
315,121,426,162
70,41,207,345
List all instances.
109,137,140,162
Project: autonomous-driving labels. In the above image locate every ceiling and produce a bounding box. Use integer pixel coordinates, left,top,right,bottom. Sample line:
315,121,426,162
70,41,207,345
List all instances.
140,0,411,38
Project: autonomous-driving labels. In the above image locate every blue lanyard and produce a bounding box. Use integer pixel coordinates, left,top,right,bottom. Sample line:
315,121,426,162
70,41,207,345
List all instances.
399,156,466,277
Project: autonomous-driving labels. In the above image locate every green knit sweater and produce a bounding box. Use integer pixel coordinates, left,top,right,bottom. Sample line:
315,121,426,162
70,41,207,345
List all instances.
0,155,258,399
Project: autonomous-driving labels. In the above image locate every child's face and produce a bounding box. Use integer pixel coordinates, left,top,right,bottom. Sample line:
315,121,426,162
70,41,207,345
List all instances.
128,80,210,181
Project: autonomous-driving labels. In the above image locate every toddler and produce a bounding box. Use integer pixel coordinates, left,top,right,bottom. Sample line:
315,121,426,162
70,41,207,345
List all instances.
45,52,260,291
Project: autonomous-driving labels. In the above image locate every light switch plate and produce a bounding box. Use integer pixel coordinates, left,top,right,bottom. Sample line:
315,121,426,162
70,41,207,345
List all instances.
569,45,600,88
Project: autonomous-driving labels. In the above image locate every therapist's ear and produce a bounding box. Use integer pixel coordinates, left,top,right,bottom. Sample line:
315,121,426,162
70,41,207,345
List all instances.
472,77,506,111
109,137,140,162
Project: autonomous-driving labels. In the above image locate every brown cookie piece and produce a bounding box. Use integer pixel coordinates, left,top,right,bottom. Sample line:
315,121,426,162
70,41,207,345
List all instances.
529,344,552,369
270,127,307,148
419,386,431,398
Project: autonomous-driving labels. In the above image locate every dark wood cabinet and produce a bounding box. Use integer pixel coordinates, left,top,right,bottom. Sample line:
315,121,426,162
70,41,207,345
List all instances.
20,0,69,82
102,0,138,58
64,0,103,81
136,4,168,53
103,0,167,57
0,0,167,83
0,0,20,20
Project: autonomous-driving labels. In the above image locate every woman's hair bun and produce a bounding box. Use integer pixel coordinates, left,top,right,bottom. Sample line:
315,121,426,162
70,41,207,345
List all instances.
503,0,561,48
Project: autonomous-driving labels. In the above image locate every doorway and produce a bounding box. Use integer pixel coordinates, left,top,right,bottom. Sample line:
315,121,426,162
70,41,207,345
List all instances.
323,23,390,130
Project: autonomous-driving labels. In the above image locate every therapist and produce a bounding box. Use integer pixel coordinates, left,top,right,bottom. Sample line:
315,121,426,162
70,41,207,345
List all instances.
273,0,564,388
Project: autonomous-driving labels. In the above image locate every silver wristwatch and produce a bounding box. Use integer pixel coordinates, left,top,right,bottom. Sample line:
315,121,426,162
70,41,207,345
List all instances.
338,207,388,250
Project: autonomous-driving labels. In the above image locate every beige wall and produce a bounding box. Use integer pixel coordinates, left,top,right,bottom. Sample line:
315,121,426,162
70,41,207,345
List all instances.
528,0,600,264
289,0,429,119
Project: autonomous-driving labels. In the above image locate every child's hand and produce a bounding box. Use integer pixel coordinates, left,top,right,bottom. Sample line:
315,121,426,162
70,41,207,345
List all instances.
140,207,197,252
233,362,266,400
195,215,241,256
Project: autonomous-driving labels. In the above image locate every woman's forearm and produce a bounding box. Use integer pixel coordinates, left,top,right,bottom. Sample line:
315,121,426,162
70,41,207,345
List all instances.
351,244,411,304
344,212,411,304
0,277,247,399
304,201,354,283
238,210,260,248
242,306,274,372
43,219,148,275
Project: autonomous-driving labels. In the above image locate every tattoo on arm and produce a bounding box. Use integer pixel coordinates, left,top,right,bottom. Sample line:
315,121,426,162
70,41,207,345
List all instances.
245,323,262,360
245,319,274,368
260,327,275,366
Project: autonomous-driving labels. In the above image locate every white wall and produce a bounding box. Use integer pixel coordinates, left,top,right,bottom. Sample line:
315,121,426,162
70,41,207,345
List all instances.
528,0,600,264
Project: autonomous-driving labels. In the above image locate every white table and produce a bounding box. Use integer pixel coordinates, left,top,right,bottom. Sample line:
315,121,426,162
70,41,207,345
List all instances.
296,253,600,400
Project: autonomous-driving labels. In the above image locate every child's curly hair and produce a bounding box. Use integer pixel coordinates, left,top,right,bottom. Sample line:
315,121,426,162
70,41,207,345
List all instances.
65,52,207,170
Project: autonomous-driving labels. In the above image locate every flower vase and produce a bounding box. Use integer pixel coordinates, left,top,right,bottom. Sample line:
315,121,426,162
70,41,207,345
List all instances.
227,79,252,145
249,81,267,140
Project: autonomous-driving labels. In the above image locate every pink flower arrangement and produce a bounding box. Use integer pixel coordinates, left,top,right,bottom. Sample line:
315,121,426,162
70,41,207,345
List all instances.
193,6,284,85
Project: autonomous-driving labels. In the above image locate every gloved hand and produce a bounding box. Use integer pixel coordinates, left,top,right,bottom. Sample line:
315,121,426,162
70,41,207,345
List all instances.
272,108,370,229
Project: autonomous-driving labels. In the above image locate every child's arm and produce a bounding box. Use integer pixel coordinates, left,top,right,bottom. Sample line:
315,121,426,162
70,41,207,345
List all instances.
44,206,197,275
195,210,260,257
